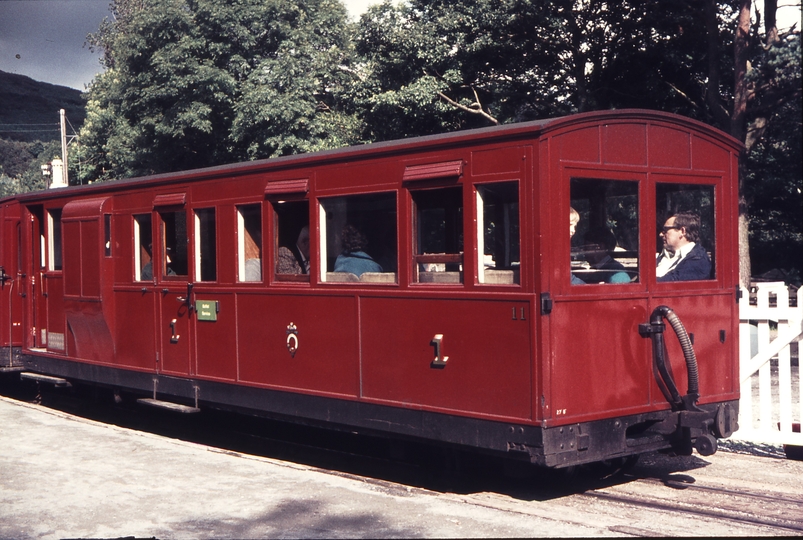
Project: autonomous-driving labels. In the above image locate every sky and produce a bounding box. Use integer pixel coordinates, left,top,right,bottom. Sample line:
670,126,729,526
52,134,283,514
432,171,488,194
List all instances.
0,0,800,91
0,0,379,90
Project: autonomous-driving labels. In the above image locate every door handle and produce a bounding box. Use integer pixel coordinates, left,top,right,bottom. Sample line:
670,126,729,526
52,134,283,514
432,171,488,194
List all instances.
169,319,180,344
176,283,194,312
430,334,449,369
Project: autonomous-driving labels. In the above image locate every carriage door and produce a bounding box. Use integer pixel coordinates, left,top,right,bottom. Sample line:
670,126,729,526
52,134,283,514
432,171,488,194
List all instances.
153,195,192,376
549,175,651,420
25,206,65,351
0,206,23,353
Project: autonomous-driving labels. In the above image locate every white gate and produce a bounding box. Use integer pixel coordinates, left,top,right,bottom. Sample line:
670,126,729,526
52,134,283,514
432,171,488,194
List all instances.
734,282,803,446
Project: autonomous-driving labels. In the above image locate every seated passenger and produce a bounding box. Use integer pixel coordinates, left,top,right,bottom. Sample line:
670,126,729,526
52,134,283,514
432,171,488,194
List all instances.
581,228,631,284
277,226,310,274
334,224,382,277
656,212,712,281
141,244,176,280
569,207,584,285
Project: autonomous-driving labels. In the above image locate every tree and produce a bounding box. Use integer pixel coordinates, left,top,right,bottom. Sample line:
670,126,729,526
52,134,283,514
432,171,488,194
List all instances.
704,0,801,285
76,0,361,182
354,0,801,281
230,1,364,158
355,0,737,138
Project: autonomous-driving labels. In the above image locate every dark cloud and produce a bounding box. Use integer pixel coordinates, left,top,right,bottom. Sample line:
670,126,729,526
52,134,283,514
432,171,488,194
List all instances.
0,0,371,91
0,0,112,90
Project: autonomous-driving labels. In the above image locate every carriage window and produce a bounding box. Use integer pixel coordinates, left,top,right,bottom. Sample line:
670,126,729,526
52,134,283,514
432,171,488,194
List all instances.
104,214,112,257
570,179,639,285
477,182,520,285
273,200,310,280
319,192,397,283
134,214,152,281
237,204,262,282
413,187,463,284
194,208,216,282
47,208,62,271
38,214,45,270
656,183,715,281
160,210,188,277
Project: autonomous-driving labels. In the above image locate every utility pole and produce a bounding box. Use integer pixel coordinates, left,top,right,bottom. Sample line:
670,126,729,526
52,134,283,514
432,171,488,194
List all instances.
60,109,68,186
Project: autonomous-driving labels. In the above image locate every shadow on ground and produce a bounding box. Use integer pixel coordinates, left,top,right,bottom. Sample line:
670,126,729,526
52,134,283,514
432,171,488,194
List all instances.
0,373,714,503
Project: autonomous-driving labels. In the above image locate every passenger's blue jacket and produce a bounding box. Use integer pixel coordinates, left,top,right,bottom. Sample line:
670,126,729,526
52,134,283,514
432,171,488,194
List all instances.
656,243,712,282
334,251,382,277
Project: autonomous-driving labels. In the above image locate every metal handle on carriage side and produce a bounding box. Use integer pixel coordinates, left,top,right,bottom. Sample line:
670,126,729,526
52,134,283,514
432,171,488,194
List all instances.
638,305,700,412
176,283,194,312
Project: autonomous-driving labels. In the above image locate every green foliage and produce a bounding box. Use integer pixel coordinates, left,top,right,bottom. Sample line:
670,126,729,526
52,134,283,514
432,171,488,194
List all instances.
230,0,363,158
64,0,803,279
743,40,802,277
76,0,362,182
353,0,745,140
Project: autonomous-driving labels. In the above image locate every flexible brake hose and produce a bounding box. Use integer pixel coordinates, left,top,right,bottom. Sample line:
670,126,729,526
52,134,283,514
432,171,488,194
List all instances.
653,305,699,399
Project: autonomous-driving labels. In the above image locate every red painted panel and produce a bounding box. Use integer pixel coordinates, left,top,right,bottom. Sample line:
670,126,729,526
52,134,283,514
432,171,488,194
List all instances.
692,135,731,172
44,275,65,353
80,221,101,298
63,220,100,298
0,206,22,347
649,125,691,169
63,221,81,297
471,145,525,176
649,294,738,404
550,298,651,422
237,293,359,397
316,162,399,192
602,123,647,166
113,290,156,370
159,291,191,376
558,126,600,163
194,293,236,381
65,305,114,363
360,297,532,420
191,176,266,203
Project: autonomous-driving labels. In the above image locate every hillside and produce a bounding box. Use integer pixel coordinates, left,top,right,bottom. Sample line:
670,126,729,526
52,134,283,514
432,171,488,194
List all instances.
0,70,86,143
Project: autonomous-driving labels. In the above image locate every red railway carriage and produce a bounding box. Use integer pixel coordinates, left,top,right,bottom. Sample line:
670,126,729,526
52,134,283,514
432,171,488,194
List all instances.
0,109,741,468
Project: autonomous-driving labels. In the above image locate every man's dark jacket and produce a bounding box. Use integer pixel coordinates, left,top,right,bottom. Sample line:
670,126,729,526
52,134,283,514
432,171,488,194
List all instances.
656,243,712,282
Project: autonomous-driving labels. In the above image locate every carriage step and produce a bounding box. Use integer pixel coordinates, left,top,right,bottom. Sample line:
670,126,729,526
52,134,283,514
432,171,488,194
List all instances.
136,398,200,414
20,372,72,387
0,366,25,373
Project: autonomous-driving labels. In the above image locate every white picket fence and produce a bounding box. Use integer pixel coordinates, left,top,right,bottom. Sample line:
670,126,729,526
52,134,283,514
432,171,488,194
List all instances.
733,281,803,446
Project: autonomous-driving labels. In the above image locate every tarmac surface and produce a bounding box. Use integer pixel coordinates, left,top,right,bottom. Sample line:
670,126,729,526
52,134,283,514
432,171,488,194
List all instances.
2,386,803,539
0,394,589,539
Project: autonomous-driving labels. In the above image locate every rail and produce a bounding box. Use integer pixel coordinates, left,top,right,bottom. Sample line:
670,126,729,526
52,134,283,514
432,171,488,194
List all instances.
734,282,803,447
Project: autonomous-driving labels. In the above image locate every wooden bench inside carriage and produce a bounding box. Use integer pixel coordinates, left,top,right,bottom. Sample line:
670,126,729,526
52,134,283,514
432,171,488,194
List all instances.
326,272,397,283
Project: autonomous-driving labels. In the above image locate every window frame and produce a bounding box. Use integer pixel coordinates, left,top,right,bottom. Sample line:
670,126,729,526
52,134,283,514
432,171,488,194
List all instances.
652,175,721,287
270,197,311,284
475,180,521,287
194,206,217,283
158,208,189,280
409,184,465,286
318,190,399,285
561,168,647,294
236,203,263,284
133,213,152,282
47,208,63,272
